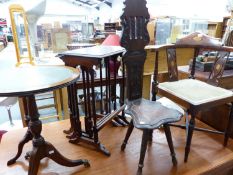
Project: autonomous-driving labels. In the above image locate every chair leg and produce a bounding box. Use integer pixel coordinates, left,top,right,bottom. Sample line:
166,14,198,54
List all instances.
224,103,233,146
121,120,134,151
6,106,14,126
184,113,195,162
54,90,62,120
148,130,153,144
164,124,177,166
137,129,149,175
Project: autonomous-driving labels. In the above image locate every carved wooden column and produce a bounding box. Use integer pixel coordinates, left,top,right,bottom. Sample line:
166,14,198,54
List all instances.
120,0,150,101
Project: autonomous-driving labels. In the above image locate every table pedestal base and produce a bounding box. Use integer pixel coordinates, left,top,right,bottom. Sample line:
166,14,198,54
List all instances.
7,128,90,175
7,95,90,175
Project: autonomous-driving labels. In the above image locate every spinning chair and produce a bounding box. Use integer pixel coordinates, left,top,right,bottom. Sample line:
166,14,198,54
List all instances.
120,0,183,174
153,32,233,162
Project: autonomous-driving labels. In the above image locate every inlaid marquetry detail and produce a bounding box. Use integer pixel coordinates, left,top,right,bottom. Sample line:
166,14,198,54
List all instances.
208,51,230,86
167,48,178,81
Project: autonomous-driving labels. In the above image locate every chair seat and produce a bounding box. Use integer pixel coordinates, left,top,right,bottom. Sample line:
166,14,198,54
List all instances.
159,79,233,105
125,97,184,129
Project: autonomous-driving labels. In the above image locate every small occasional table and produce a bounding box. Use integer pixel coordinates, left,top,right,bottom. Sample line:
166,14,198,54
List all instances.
1,66,89,175
59,45,126,155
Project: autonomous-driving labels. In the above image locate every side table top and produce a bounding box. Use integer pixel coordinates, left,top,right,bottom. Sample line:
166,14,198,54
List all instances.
0,65,79,97
67,43,96,47
60,45,125,59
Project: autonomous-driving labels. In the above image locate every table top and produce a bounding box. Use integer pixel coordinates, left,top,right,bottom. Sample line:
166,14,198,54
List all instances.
60,45,125,59
67,43,96,47
0,65,79,97
34,57,65,66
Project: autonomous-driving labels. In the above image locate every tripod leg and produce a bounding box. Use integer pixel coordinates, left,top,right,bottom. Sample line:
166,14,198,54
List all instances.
121,120,134,151
7,130,33,165
45,141,90,167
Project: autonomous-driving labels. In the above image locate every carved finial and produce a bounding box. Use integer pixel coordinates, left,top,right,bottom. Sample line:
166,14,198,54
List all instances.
120,0,150,51
122,0,149,16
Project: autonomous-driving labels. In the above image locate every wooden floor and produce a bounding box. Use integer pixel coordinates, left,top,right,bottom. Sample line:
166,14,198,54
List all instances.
1,119,233,175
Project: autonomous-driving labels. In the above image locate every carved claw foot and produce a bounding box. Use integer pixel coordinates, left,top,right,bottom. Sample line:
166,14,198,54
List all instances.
25,151,32,160
7,159,16,166
63,127,73,135
69,137,80,144
83,159,90,167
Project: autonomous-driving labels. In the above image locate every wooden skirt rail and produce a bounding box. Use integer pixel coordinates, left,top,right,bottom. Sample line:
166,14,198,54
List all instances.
75,76,125,89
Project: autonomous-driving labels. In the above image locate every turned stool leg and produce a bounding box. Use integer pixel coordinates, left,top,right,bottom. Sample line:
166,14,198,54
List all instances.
148,130,153,144
121,120,134,150
164,124,177,166
137,129,149,175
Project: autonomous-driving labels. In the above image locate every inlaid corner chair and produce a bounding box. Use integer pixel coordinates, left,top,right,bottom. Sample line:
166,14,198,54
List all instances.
153,32,233,162
119,1,184,174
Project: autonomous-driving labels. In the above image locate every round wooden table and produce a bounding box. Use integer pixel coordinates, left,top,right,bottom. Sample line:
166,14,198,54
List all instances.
1,65,90,175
